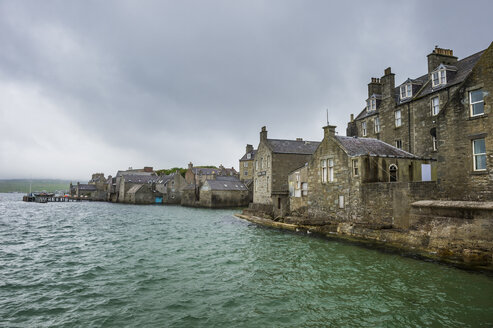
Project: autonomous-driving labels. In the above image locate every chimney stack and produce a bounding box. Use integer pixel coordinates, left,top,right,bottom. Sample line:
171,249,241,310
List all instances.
246,144,253,154
323,124,337,139
350,114,354,122
296,138,303,141
368,77,382,97
427,46,457,73
188,162,193,170
381,67,395,100
260,126,268,142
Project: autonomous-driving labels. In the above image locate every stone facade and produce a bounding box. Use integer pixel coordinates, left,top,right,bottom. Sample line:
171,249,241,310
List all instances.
253,126,320,218
239,144,256,182
181,177,249,208
288,164,309,216
436,43,493,201
155,172,187,204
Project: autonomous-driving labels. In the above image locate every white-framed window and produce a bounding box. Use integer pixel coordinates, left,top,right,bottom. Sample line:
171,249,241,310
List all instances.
395,140,402,149
296,173,300,189
244,170,248,176
302,182,308,196
328,159,334,182
362,121,367,136
395,110,402,127
432,136,437,151
432,69,446,88
400,84,412,99
246,153,251,159
255,160,258,170
255,178,258,191
374,117,380,133
470,89,484,117
367,98,376,111
431,96,439,116
352,159,359,176
267,155,270,168
473,138,486,171
321,159,327,183
244,162,248,168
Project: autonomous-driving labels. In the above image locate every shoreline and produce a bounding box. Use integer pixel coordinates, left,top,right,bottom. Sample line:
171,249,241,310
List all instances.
234,213,493,274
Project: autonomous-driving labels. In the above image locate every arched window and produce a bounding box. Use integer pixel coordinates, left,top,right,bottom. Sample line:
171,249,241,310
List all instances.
389,164,398,182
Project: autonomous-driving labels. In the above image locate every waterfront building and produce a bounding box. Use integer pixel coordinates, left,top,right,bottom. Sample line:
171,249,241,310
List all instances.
155,172,187,204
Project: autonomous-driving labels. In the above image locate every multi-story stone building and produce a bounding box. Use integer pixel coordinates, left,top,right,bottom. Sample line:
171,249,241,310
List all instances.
252,126,320,217
347,43,493,201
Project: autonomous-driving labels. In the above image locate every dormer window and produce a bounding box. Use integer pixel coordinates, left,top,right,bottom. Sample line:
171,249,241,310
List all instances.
400,84,412,100
367,98,376,111
432,69,446,87
246,153,251,159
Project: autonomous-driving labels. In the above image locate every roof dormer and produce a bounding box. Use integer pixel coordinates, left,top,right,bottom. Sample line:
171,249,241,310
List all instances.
431,63,457,88
366,93,381,112
399,78,423,102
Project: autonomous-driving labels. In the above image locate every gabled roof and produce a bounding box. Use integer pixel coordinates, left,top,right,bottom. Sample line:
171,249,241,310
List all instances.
203,180,248,191
127,184,143,194
192,167,218,175
266,139,321,155
78,184,97,191
116,170,155,177
239,149,257,161
335,136,420,159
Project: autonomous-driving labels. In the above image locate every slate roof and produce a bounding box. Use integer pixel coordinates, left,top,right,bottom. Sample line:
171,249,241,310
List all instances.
78,184,97,191
123,175,157,183
215,176,241,182
335,136,420,159
192,167,218,175
204,180,248,191
127,184,143,194
116,170,155,177
267,139,321,155
239,149,257,161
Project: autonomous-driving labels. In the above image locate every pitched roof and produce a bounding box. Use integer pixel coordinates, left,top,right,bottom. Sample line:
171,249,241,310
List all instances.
335,136,420,159
192,167,218,175
78,184,97,191
127,184,143,194
203,180,248,191
123,175,157,183
267,139,320,155
239,149,257,161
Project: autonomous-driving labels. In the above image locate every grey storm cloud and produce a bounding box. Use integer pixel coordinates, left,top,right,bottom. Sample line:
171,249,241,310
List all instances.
0,0,492,179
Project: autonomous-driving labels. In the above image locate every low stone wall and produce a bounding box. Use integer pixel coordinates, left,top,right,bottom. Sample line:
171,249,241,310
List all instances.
244,203,274,217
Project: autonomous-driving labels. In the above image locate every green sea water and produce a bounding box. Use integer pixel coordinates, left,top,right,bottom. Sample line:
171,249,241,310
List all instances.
1,193,492,327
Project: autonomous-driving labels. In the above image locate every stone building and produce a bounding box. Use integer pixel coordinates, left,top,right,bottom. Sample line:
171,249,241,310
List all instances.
181,176,249,208
347,46,487,159
301,125,435,226
155,172,187,204
70,173,109,200
346,43,493,202
252,126,320,217
239,144,257,182
118,174,159,204
109,167,156,202
287,164,309,217
185,163,239,186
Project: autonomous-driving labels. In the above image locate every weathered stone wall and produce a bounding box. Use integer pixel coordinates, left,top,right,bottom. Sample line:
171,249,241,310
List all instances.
288,165,309,216
181,188,198,207
200,190,249,208
436,44,493,201
239,159,254,181
252,141,272,204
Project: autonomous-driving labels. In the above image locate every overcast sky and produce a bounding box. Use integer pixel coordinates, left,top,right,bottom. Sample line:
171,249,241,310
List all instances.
0,0,492,180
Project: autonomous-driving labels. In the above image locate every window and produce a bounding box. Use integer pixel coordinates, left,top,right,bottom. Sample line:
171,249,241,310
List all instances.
400,84,412,99
389,164,398,182
367,98,376,111
395,140,402,149
296,173,301,189
244,170,248,176
328,159,334,182
302,182,308,196
432,136,437,151
473,138,486,171
432,69,447,88
321,160,327,183
470,89,484,116
246,153,251,159
267,156,270,168
244,162,248,168
362,121,367,136
338,195,345,209
395,110,402,127
431,96,439,116
374,117,380,133
352,159,359,176
255,178,258,191
255,160,258,170
260,158,263,169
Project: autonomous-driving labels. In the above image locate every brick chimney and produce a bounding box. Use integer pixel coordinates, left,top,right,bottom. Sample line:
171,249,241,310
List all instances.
427,46,458,73
188,162,193,170
260,126,267,142
296,138,303,141
323,124,336,139
144,166,153,172
246,144,253,153
368,77,382,97
381,67,395,100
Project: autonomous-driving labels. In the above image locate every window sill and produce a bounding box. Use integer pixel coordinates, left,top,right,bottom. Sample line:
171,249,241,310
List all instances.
468,114,488,121
394,126,402,130
470,170,488,175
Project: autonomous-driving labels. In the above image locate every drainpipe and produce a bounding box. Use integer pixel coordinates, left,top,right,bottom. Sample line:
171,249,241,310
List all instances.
408,103,412,153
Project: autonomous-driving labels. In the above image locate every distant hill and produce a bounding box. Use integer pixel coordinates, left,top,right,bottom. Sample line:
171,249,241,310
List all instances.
0,179,73,193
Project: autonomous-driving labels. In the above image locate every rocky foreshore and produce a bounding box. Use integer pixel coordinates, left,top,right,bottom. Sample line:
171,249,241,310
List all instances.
235,212,493,273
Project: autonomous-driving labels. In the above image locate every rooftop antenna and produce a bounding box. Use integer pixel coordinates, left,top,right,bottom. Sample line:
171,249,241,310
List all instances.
326,109,329,125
